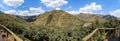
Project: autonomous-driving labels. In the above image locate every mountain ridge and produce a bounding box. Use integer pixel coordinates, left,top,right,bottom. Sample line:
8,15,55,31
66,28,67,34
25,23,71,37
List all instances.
33,10,83,27
77,13,107,23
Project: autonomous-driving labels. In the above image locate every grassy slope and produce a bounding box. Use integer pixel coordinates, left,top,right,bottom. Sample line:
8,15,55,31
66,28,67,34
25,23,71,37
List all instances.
33,10,83,27
0,24,23,41
0,12,27,26
0,12,30,35
77,13,107,23
0,11,117,41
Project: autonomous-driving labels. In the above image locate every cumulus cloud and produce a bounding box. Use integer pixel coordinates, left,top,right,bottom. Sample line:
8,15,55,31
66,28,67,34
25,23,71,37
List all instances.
17,10,30,16
68,2,102,15
41,0,68,8
0,5,3,8
55,8,61,10
4,7,45,16
68,6,72,9
67,11,80,15
4,10,16,14
110,9,120,18
30,7,45,13
79,2,102,14
4,10,31,16
17,10,43,16
3,0,24,7
29,7,45,16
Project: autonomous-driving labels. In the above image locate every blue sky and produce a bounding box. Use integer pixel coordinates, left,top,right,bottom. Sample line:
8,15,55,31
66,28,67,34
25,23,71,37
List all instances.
0,0,120,17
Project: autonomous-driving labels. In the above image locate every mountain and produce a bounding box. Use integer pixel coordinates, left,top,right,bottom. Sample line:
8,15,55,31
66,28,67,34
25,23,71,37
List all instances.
0,11,119,41
33,10,83,27
118,18,120,20
16,15,37,22
102,15,117,20
0,12,29,35
77,13,107,23
0,12,27,25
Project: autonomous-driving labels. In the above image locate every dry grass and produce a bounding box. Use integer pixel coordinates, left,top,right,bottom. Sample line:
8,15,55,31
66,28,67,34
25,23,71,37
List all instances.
33,10,83,27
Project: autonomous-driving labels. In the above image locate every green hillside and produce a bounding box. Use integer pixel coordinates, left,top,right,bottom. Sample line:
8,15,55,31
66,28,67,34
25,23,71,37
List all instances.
33,10,83,27
0,11,119,41
0,12,29,37
77,13,107,23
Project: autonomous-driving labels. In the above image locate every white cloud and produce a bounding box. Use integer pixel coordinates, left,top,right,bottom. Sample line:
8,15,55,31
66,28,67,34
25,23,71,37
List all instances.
68,6,72,9
3,7,45,16
67,2,102,15
79,2,102,14
30,7,45,14
4,10,30,16
65,6,72,11
17,10,42,16
67,11,80,15
55,8,61,10
3,0,24,7
0,5,4,8
41,0,68,8
110,9,120,18
17,10,30,16
4,10,16,14
0,5,3,8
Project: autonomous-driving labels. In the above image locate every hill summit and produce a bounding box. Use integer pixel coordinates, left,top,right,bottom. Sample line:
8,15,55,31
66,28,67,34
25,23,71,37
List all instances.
33,10,83,27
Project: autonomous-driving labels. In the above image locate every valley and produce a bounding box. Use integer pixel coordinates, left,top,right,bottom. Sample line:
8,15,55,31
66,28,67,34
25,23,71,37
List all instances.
0,10,120,41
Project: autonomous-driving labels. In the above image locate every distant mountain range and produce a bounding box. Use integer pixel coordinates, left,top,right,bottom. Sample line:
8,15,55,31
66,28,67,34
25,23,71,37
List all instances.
1,10,118,27
77,13,107,23
0,10,119,29
13,11,119,22
16,15,37,22
102,15,117,20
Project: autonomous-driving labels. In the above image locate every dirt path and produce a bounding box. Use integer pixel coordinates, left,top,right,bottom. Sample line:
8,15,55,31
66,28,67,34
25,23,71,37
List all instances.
83,28,115,41
0,24,23,41
0,34,3,41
